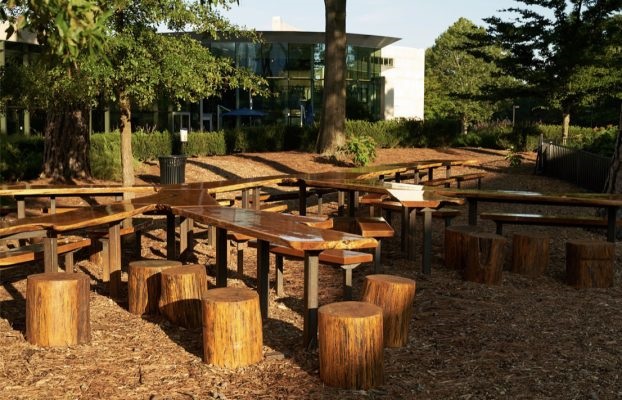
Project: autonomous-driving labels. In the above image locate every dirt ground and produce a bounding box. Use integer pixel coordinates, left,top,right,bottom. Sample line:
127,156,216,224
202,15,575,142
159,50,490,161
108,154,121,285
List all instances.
1,147,622,400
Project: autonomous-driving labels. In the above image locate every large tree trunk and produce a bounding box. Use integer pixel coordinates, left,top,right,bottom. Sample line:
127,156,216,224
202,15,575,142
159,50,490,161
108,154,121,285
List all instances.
42,109,91,181
119,94,135,187
317,0,347,155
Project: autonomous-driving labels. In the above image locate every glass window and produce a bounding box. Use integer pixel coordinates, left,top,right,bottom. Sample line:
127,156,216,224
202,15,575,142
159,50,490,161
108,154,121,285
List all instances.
261,42,287,78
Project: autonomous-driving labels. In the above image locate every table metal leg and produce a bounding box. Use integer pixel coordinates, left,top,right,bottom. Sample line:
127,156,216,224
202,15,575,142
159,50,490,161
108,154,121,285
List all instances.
607,206,617,242
374,240,382,273
468,199,478,225
303,250,321,349
16,197,25,219
252,187,261,210
256,239,270,318
241,189,249,209
348,191,357,217
180,217,194,255
108,222,121,298
166,213,177,260
299,183,307,216
215,227,228,287
407,208,417,261
422,208,433,274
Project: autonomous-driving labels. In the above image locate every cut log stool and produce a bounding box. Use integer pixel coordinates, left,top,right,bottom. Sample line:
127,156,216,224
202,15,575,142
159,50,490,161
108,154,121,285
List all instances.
566,239,614,288
128,259,182,315
26,272,91,346
159,264,208,328
463,232,507,285
318,301,384,390
444,225,482,269
511,233,550,277
202,287,263,368
361,274,416,347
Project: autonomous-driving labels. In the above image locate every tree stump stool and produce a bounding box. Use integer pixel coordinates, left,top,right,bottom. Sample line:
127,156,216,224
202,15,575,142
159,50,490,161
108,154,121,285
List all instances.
318,301,384,390
201,287,263,368
128,259,182,315
566,239,614,288
444,225,482,269
511,233,550,277
361,274,416,348
159,264,208,328
463,232,507,285
26,272,91,347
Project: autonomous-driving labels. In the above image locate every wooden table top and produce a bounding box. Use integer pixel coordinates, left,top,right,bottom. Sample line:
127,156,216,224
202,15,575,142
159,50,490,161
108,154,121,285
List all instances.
0,202,157,236
0,184,158,197
171,206,377,251
439,188,622,208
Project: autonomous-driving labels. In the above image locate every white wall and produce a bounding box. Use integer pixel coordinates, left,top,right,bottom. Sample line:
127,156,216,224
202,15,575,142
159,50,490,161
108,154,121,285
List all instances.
381,45,425,120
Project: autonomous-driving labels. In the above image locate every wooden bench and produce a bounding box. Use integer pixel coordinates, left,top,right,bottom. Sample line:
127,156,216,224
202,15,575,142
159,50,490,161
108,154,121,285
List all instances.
0,235,92,271
270,245,373,300
422,172,485,189
479,212,618,235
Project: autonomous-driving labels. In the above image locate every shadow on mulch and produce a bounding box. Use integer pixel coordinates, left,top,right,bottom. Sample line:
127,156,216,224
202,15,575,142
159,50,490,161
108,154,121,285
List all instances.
312,155,352,168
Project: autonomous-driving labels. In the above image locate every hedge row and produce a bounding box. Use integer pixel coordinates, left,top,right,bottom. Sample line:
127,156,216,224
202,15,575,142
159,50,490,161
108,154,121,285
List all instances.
1,120,618,181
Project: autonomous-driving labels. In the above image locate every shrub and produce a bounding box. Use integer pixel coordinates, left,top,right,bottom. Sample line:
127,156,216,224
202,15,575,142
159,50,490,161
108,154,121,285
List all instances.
0,135,44,182
339,135,377,167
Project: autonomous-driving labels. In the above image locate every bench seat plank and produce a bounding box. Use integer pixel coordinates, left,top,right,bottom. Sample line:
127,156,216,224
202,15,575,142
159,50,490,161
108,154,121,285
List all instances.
479,212,620,235
0,236,91,267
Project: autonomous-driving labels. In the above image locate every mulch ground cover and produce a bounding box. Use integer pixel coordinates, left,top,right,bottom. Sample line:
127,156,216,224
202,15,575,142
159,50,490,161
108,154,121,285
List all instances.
1,148,621,399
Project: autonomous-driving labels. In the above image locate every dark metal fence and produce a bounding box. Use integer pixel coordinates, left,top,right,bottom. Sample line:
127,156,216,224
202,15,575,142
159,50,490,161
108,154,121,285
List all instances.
537,138,611,192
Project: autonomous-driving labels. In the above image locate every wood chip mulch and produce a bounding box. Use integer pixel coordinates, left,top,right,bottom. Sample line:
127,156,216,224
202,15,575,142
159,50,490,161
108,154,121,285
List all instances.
1,148,621,399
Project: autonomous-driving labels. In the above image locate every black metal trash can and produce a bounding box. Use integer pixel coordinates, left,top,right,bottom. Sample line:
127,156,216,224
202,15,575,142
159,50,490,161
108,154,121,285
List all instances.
158,155,187,184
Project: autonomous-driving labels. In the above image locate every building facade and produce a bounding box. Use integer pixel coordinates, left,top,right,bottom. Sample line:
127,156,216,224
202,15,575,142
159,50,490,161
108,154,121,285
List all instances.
0,25,425,135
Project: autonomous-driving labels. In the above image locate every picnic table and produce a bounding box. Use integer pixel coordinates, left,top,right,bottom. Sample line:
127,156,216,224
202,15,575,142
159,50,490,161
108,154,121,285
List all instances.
440,188,622,242
169,205,377,348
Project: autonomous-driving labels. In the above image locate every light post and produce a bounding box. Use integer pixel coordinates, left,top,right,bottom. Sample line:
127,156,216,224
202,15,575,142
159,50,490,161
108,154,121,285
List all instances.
512,105,520,127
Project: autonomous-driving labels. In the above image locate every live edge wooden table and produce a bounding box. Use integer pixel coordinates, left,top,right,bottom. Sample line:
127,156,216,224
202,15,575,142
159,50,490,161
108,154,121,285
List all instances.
0,184,158,218
439,188,622,242
171,205,377,348
287,177,464,274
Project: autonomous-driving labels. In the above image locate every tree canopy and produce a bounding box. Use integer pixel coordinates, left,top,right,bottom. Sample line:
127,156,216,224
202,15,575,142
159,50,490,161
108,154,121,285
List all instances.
425,18,509,134
484,0,622,140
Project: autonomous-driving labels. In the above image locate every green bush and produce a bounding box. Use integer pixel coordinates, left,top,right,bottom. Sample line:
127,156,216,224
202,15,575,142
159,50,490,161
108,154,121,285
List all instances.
339,135,377,167
90,132,122,180
0,135,44,182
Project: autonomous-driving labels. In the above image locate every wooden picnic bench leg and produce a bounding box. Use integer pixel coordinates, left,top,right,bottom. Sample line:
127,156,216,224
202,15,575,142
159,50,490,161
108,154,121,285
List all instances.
421,208,433,275
468,199,478,225
16,196,25,219
180,217,194,255
241,189,250,208
337,191,345,216
256,239,270,318
316,191,324,215
43,231,59,273
373,240,383,273
445,165,451,178
348,191,357,217
341,264,359,300
166,213,177,260
252,188,261,210
216,227,228,287
303,250,321,349
395,172,401,183
412,169,420,184
298,182,307,216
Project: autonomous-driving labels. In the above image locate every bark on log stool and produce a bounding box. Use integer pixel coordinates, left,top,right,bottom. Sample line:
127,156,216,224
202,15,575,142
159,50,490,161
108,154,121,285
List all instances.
128,259,182,315
361,274,416,348
566,239,615,288
444,225,482,269
463,232,507,285
26,272,91,347
159,264,208,328
201,287,263,368
318,301,384,390
511,233,550,277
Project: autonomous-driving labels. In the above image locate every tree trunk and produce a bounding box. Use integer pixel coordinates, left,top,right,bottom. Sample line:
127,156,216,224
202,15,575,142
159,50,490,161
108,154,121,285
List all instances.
119,93,135,187
317,0,347,155
42,109,91,181
561,111,570,145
